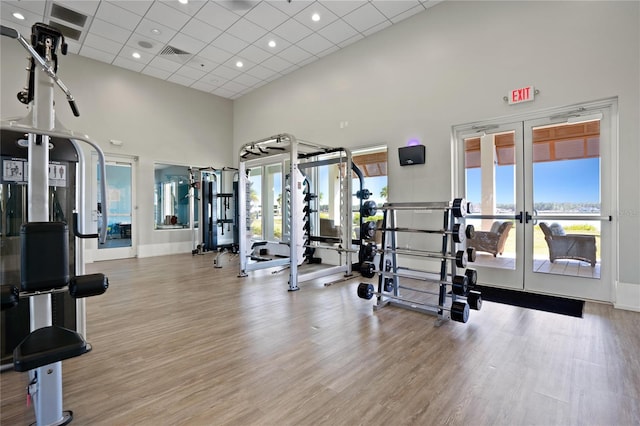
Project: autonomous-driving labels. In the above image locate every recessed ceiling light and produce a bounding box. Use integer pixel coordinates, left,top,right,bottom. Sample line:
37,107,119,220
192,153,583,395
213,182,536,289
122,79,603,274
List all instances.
13,12,25,20
268,40,276,48
311,13,320,22
151,28,161,35
236,61,244,68
132,52,141,59
138,40,153,49
179,0,188,4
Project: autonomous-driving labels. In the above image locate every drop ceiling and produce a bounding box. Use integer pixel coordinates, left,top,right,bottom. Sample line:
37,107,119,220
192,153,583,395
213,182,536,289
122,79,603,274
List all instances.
1,0,441,100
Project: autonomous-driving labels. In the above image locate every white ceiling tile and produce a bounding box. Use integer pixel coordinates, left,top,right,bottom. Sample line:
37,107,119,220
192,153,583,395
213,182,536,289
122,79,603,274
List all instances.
65,39,81,54
167,73,196,87
280,64,300,75
174,65,207,80
271,18,313,44
343,2,388,33
126,34,164,55
371,1,422,20
1,3,45,27
255,33,291,54
119,45,153,64
145,1,191,31
233,73,262,88
251,80,268,89
55,1,100,17
222,56,256,73
297,56,317,67
362,20,391,36
196,2,241,31
202,72,224,86
261,55,294,73
210,65,243,80
389,4,426,23
184,56,222,73
211,87,236,98
160,0,207,16
210,32,249,54
79,45,116,63
278,45,314,64
316,45,339,58
180,18,222,44
317,19,359,45
2,1,46,17
245,64,280,81
199,44,234,64
225,18,268,44
422,0,444,9
106,1,152,16
89,18,131,44
319,1,366,17
83,33,123,55
243,1,289,31
113,55,146,72
270,0,313,17
238,44,272,64
141,65,173,80
135,19,177,44
146,56,182,73
337,33,364,48
296,33,333,55
190,80,218,93
221,80,248,92
293,2,339,30
169,32,206,55
95,2,142,31
216,0,260,16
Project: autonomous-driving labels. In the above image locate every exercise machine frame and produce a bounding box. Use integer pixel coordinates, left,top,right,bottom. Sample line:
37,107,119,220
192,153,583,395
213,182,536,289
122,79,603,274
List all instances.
238,134,353,291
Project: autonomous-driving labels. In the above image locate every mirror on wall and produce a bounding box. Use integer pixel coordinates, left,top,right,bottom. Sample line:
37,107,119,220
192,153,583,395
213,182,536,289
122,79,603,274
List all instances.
154,163,191,229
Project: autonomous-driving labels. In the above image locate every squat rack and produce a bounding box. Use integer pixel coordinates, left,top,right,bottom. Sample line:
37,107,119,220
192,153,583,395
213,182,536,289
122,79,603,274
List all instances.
237,133,353,291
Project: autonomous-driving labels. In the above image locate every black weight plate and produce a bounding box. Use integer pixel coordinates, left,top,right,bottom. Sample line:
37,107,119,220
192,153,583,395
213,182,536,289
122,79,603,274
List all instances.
357,282,374,300
451,301,470,323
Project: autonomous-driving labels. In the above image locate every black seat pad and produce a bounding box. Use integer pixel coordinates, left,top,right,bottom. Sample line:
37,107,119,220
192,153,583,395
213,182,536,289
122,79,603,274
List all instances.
13,326,90,372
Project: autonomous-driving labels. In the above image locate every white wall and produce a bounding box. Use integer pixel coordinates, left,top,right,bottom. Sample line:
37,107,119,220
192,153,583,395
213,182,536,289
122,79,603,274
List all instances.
233,1,639,308
1,38,234,257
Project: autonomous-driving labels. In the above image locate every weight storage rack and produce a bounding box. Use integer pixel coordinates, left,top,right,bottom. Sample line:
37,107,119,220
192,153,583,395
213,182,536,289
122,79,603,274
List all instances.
357,199,482,325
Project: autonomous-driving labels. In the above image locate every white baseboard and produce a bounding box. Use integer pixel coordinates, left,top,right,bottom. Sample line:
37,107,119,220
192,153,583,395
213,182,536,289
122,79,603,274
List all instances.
138,242,193,258
614,281,640,312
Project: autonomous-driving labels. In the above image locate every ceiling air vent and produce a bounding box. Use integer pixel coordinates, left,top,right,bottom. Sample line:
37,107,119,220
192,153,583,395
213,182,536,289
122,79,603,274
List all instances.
159,45,194,64
50,3,88,27
48,20,82,41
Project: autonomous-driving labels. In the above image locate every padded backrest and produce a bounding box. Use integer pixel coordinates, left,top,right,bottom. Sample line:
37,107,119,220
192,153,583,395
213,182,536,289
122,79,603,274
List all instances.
539,222,552,238
489,221,502,234
21,222,69,291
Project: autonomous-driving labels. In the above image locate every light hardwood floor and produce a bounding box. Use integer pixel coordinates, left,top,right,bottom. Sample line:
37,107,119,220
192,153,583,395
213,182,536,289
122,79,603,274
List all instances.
1,253,639,425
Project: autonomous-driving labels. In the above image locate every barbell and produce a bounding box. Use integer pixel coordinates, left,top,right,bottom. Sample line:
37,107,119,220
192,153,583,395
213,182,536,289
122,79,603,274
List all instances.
381,247,476,268
356,282,471,323
380,223,475,244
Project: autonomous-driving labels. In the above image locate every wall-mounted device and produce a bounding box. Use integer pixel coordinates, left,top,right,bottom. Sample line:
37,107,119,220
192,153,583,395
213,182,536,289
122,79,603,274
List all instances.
398,144,425,166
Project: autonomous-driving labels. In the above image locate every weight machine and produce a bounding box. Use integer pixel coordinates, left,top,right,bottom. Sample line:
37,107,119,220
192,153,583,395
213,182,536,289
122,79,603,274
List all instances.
237,134,354,291
1,23,109,425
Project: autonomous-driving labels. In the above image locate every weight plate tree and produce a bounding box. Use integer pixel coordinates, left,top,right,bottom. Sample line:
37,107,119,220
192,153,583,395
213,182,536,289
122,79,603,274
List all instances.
356,199,482,324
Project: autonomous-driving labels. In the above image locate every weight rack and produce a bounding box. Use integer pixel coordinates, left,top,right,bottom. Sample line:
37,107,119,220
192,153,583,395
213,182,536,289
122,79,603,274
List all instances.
359,200,481,325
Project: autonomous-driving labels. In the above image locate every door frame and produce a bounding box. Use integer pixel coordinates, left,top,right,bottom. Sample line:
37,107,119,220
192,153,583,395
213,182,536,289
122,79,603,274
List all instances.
89,153,138,261
452,97,618,302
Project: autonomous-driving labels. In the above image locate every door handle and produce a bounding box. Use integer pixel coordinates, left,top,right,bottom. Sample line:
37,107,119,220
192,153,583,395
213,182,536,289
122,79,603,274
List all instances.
525,211,533,223
516,212,523,223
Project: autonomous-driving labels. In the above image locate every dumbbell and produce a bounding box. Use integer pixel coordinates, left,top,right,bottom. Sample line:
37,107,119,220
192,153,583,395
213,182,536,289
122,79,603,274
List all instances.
360,200,377,217
357,282,471,323
451,198,470,218
356,189,371,200
466,290,482,311
360,261,376,278
360,221,377,240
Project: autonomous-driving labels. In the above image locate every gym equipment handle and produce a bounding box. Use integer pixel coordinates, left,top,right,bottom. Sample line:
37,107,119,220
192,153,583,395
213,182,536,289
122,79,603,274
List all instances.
72,212,98,239
69,100,80,117
1,25,18,39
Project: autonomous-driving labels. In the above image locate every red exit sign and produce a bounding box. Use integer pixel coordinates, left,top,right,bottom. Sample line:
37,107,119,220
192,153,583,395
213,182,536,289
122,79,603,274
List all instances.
509,86,535,104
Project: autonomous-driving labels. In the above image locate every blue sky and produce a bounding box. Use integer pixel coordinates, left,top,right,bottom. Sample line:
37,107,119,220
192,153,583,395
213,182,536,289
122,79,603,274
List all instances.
466,158,600,204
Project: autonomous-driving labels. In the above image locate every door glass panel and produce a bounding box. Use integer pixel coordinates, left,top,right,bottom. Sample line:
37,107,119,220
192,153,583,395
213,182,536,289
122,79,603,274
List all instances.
531,120,601,278
265,164,282,241
98,163,132,249
464,132,516,270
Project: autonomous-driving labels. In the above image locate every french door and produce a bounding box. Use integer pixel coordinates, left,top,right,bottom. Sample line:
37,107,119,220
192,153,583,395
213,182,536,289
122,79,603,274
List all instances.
90,154,137,261
454,99,616,302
